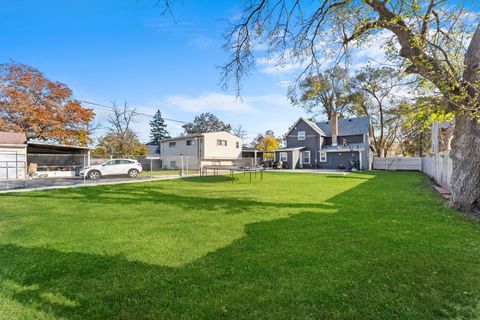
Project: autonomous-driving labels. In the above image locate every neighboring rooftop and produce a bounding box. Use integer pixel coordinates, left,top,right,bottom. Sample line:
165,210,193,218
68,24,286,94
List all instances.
316,116,370,136
0,132,27,145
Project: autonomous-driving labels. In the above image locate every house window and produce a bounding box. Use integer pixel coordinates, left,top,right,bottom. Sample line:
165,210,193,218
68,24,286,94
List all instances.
298,131,305,140
217,139,227,146
319,152,327,162
303,151,311,164
169,142,176,148
186,140,193,146
279,152,288,162
236,141,240,149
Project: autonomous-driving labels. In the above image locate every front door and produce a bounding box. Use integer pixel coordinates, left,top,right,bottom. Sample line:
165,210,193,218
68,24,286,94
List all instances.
299,151,303,168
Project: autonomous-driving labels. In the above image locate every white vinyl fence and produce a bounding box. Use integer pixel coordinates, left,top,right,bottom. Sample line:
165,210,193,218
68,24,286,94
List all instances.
373,154,452,191
373,157,422,171
421,151,452,191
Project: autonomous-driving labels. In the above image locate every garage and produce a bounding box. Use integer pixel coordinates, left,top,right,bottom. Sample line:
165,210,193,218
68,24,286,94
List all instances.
0,132,28,181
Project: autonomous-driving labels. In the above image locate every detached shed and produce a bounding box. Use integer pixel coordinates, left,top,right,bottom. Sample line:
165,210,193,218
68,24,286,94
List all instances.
0,132,28,180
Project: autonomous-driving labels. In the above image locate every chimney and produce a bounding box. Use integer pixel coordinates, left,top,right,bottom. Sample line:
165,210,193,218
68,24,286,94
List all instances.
331,113,338,146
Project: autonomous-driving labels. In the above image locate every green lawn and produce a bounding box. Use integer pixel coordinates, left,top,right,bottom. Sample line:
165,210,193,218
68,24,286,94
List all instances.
139,169,199,177
0,172,479,319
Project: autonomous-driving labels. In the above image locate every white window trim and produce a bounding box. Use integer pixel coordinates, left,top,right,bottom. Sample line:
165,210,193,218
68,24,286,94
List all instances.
279,152,288,162
217,139,227,146
298,131,306,140
319,151,327,162
303,150,311,164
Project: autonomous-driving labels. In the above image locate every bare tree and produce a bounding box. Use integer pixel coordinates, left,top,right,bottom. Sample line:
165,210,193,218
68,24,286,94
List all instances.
350,66,410,157
221,0,480,213
95,102,146,156
232,124,248,140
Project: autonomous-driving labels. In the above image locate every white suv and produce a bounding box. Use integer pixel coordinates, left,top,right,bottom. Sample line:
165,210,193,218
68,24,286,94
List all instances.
80,159,143,180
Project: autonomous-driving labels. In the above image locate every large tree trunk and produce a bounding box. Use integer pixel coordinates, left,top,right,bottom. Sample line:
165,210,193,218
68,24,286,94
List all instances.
450,24,480,213
450,115,480,213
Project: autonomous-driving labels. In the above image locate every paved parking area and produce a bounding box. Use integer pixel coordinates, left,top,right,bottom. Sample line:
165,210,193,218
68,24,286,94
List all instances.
0,174,190,193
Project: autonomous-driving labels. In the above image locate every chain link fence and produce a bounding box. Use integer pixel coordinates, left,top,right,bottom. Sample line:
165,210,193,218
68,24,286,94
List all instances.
0,154,207,191
0,152,264,191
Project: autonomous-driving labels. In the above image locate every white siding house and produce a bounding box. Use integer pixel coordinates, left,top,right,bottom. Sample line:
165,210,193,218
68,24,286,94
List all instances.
159,131,242,169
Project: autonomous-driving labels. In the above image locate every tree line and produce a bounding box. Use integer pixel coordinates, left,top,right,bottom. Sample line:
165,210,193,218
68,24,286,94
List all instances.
0,61,437,158
290,65,435,157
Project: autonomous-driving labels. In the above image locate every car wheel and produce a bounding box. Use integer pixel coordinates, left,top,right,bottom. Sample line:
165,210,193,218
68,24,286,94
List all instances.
128,169,139,178
88,170,101,180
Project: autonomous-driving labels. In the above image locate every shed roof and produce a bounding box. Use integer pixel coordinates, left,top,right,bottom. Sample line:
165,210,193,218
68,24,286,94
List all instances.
0,132,27,145
274,146,306,152
321,143,367,152
27,142,89,154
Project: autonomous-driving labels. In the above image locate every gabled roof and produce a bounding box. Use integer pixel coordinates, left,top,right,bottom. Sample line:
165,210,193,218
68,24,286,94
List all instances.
316,116,370,137
286,117,327,136
0,132,27,145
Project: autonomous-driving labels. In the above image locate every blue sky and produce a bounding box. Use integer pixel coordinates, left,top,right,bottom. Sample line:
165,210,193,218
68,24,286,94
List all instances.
0,0,314,144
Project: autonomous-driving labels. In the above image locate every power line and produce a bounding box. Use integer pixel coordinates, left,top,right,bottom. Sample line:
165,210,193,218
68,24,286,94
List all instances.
78,99,266,138
77,99,188,124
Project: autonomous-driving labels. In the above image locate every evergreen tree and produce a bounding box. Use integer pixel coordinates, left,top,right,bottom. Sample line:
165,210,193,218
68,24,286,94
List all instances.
149,110,170,144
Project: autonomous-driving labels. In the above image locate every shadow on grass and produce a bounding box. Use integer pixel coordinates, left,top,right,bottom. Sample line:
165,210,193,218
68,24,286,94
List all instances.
183,175,235,183
3,177,333,214
1,171,479,319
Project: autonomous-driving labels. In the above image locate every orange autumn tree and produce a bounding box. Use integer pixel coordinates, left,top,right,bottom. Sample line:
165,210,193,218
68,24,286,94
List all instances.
0,62,95,145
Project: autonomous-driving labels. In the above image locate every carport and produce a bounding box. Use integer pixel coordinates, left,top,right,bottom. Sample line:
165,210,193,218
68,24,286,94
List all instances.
27,142,90,178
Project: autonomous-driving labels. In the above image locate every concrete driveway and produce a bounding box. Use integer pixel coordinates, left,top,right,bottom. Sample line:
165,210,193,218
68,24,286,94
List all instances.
0,174,187,193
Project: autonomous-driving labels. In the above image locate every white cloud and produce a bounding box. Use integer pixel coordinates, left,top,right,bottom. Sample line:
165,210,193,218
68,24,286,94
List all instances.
190,35,214,48
278,80,292,88
162,93,256,113
256,44,337,75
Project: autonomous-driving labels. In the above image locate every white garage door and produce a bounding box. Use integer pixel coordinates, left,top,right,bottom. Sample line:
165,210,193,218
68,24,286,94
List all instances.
0,152,22,180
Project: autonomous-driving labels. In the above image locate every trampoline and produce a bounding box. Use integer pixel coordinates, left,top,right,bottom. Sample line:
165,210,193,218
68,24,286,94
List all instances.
200,165,264,183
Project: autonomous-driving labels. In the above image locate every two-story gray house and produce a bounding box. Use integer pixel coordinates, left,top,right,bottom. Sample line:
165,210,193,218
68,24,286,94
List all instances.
275,115,373,170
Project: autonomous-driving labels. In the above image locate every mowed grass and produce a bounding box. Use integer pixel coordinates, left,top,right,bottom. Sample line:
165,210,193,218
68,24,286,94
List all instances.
0,171,479,319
